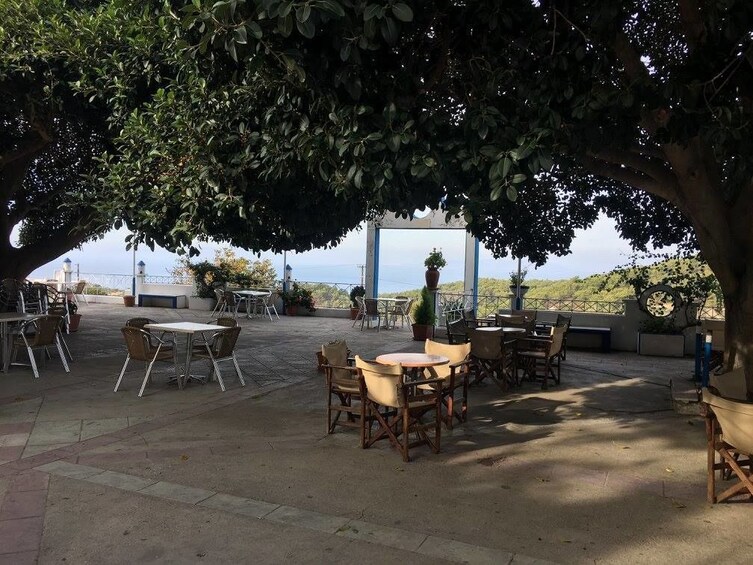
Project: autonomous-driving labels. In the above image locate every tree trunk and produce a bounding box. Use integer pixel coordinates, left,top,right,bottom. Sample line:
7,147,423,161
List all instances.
722,285,753,395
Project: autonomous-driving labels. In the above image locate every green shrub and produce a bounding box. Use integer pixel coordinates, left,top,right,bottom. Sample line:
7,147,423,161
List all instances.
413,287,436,325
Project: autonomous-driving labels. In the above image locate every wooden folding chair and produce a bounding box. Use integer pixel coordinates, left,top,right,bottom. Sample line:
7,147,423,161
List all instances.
321,341,366,446
516,326,566,389
703,388,753,503
467,327,517,391
421,340,472,429
355,356,442,462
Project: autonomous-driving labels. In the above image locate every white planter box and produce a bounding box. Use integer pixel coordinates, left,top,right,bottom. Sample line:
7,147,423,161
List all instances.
188,297,216,311
637,333,685,357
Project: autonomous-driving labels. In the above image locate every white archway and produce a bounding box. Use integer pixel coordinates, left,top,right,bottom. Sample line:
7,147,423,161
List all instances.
365,210,479,307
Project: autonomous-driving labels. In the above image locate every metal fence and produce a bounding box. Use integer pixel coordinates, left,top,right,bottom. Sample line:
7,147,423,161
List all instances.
438,291,626,318
296,281,361,309
143,274,193,285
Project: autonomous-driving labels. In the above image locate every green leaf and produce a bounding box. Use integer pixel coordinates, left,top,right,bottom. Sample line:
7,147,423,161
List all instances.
380,17,398,45
278,13,293,36
296,18,315,38
391,3,413,22
506,186,518,202
387,133,401,152
490,185,503,201
318,0,345,17
501,157,512,178
296,5,311,22
364,4,382,21
247,21,263,39
511,173,527,184
234,26,247,44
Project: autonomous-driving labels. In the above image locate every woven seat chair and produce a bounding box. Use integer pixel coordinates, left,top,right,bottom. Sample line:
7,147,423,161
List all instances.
68,281,88,305
388,296,411,328
360,298,382,331
351,295,366,328
446,318,469,344
114,327,177,397
191,326,245,391
355,356,443,462
11,315,70,379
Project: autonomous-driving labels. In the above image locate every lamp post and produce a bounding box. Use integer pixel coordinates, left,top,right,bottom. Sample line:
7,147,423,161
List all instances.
283,263,292,315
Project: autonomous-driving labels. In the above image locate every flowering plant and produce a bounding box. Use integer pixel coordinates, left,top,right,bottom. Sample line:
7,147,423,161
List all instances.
424,248,447,270
280,282,316,312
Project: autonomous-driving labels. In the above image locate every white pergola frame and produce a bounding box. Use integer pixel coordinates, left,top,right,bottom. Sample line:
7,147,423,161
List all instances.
365,210,479,308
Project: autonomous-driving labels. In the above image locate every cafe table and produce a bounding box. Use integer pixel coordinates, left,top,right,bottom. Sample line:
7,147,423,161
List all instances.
376,298,404,329
477,326,527,336
0,312,39,372
233,289,269,318
144,321,227,389
375,352,449,381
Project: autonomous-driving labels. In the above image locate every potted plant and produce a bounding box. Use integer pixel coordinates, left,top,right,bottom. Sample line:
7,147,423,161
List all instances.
412,286,436,341
424,248,447,290
509,269,529,296
123,294,136,307
637,317,685,357
66,299,82,332
348,285,366,320
280,282,316,316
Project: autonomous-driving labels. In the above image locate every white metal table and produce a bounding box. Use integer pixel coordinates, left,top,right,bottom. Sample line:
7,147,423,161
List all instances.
144,322,227,389
377,298,404,329
233,290,269,318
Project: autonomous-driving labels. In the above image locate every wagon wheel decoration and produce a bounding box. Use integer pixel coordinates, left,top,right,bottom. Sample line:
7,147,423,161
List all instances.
638,284,682,318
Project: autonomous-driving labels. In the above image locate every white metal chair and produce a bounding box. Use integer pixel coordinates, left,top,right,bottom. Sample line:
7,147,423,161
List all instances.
192,326,245,391
261,291,280,321
351,295,366,328
67,280,88,305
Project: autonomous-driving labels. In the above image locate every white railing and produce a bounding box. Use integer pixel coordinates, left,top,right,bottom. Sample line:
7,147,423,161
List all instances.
77,273,132,296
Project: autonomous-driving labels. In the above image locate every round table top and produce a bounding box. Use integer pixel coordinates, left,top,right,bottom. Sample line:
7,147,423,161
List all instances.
477,326,527,334
375,353,449,368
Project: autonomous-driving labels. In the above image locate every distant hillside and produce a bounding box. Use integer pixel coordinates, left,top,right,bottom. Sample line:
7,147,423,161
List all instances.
383,272,634,302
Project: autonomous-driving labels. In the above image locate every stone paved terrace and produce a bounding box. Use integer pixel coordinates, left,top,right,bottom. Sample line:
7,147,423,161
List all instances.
0,303,748,564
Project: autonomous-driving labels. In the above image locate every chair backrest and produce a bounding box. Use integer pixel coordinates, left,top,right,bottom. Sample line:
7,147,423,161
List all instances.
354,295,365,310
121,326,154,361
212,326,241,358
512,309,537,321
549,326,567,356
0,279,21,312
126,317,157,330
446,319,468,344
555,314,572,331
322,340,351,381
214,288,226,303
213,317,237,328
462,309,477,322
364,298,380,316
355,355,404,408
704,388,753,454
25,315,63,346
73,281,87,294
467,327,503,360
425,339,470,380
710,368,747,401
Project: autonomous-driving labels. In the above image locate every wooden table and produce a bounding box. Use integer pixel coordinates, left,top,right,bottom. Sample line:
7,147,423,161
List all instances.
144,322,227,388
376,353,449,381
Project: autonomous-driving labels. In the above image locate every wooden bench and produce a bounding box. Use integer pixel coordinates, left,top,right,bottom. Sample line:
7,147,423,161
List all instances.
137,294,187,309
569,326,611,352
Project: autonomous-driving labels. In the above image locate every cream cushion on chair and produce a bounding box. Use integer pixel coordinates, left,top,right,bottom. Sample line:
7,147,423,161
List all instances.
703,387,753,455
710,368,747,401
322,341,358,392
423,340,470,385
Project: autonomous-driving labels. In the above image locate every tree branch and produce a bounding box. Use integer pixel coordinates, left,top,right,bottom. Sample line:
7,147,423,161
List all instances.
579,154,676,203
590,148,677,192
0,126,52,168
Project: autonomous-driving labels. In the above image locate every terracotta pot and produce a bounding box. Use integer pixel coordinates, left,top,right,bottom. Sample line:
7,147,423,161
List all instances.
123,295,136,307
350,307,361,320
412,323,434,342
68,313,82,332
286,305,298,316
425,268,440,289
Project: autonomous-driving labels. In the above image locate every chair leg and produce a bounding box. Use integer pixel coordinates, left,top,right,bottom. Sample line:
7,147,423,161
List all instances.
139,345,163,397
232,354,245,386
402,408,410,462
55,337,70,373
27,346,40,379
212,359,226,392
58,330,73,362
114,355,131,392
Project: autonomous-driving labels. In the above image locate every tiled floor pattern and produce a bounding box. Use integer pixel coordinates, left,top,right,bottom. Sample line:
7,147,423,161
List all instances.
33,460,548,565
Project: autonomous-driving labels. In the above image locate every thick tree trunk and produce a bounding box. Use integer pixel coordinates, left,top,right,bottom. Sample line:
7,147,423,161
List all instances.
722,286,753,395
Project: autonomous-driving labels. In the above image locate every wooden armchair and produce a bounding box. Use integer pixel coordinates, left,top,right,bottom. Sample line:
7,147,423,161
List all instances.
703,387,753,503
466,327,517,391
321,340,366,446
516,326,566,389
421,340,472,429
355,356,442,462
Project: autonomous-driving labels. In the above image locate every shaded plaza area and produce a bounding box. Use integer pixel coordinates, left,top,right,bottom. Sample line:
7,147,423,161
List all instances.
0,303,747,564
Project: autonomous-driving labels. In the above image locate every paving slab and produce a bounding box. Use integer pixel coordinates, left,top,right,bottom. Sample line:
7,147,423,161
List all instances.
199,493,279,518
34,461,103,480
336,519,427,552
265,505,350,534
86,470,157,492
138,481,215,505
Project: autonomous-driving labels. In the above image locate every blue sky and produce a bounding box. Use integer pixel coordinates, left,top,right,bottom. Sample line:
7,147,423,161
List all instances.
29,214,639,292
